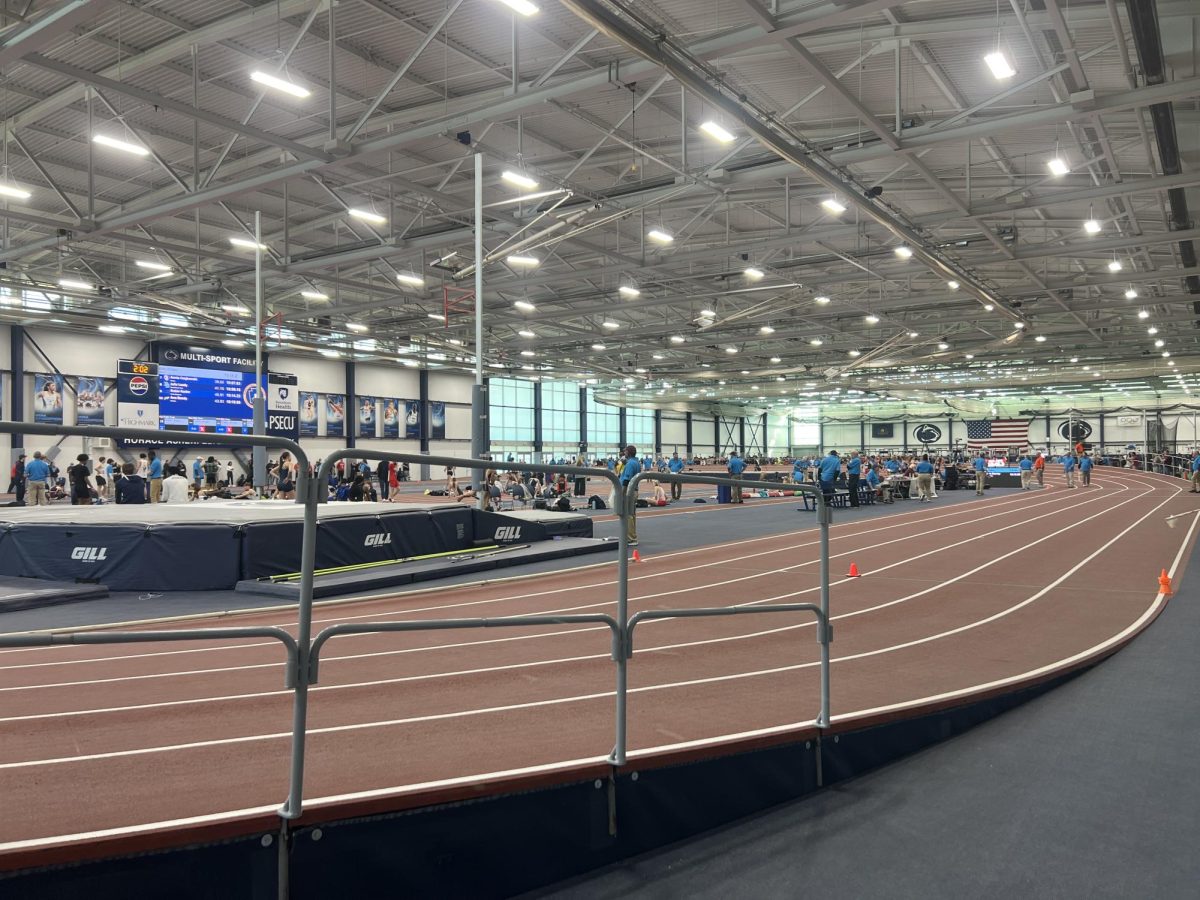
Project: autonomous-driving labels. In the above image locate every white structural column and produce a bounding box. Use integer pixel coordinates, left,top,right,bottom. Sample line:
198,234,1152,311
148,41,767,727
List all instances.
471,151,487,508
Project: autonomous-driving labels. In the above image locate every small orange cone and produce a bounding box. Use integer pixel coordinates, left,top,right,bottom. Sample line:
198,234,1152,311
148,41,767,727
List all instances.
846,562,861,578
632,549,642,563
1159,568,1172,595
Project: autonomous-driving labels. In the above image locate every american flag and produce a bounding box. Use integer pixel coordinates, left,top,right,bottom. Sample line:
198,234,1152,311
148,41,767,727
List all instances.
965,419,1030,451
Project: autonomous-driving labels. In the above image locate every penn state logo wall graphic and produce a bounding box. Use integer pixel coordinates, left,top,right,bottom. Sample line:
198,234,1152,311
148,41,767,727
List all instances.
1059,420,1092,442
162,348,179,362
914,423,942,445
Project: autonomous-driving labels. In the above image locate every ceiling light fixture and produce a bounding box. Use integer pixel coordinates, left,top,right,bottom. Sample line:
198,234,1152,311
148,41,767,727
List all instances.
809,338,823,346
506,254,539,267
136,260,172,272
647,228,674,244
938,342,951,350
396,272,425,287
699,121,736,143
984,303,995,311
1125,287,1139,300
1013,322,1026,329
229,236,268,250
1155,339,1165,348
1047,157,1070,177
518,329,535,338
894,245,913,259
1148,326,1159,335
848,349,861,357
301,290,329,300
58,278,93,291
0,181,31,201
222,339,246,348
821,198,846,215
759,325,775,334
669,335,685,344
514,300,536,312
618,285,640,298
984,51,1016,80
591,343,606,351
1084,207,1102,234
221,303,249,315
725,347,739,354
865,314,880,324
427,313,446,322
601,320,620,330
347,208,387,225
1108,257,1123,272
947,280,959,290
500,170,539,190
98,324,128,334
1137,309,1149,319
249,69,311,98
1035,334,1047,342
495,0,539,14
744,267,765,280
814,295,831,305
93,134,150,156
346,322,369,333
770,356,782,363
520,350,536,358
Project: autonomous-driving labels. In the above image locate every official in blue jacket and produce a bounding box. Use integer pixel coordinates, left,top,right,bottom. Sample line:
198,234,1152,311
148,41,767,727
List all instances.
1079,452,1094,487
818,450,841,501
1018,453,1034,490
727,451,746,504
973,452,987,496
846,451,863,508
667,452,684,500
1062,453,1077,488
620,445,642,545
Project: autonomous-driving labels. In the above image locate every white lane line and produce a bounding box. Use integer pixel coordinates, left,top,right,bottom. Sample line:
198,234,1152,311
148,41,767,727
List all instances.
0,477,1165,763
0,483,1131,693
0,476,1186,852
0,486,1084,672
0,484,1063,658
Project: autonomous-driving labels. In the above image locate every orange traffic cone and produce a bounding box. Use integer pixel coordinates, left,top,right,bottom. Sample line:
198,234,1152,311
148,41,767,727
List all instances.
846,562,861,578
632,549,642,563
1159,568,1172,595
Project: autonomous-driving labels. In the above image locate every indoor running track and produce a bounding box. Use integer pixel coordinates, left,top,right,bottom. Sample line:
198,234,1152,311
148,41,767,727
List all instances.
0,467,1195,862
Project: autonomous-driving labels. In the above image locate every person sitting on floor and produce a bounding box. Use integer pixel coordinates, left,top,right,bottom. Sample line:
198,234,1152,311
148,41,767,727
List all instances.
651,480,668,506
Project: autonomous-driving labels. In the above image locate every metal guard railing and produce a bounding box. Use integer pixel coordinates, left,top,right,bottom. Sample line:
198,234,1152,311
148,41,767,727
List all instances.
0,425,833,831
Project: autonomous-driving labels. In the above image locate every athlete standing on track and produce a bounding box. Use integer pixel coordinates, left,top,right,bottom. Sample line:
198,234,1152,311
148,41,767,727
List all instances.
1063,453,1077,488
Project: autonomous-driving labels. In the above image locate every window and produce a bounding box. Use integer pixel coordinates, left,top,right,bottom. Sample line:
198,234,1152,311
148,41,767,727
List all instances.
626,408,654,450
586,389,619,452
542,380,581,449
489,377,534,445
792,420,820,447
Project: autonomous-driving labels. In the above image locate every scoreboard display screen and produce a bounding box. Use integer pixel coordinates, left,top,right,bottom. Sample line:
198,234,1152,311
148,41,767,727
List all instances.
158,365,261,434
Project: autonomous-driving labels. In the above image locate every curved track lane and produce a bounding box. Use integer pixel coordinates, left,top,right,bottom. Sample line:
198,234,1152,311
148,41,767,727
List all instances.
0,468,1195,856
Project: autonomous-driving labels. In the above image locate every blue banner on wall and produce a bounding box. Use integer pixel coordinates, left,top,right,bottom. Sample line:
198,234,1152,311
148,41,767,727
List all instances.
33,373,64,425
75,376,106,426
431,401,446,440
381,398,400,439
326,394,345,438
299,391,318,437
404,400,421,440
357,396,376,438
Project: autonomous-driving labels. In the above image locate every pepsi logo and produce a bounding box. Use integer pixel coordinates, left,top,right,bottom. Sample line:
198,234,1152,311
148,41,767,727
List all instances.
128,376,149,396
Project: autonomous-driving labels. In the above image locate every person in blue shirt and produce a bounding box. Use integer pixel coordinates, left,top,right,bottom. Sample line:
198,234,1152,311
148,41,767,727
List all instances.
973,452,987,496
1062,452,1077,488
727,451,746,504
865,464,886,503
619,445,642,546
791,457,805,484
667,452,684,500
1191,454,1200,493
192,457,204,493
846,450,863,507
24,451,50,506
1079,451,1094,487
914,454,935,501
1018,452,1034,490
817,450,841,502
147,450,164,503
885,457,900,474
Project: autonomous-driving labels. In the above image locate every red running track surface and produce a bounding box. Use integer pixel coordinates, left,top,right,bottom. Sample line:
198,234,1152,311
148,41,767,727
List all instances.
0,468,1195,865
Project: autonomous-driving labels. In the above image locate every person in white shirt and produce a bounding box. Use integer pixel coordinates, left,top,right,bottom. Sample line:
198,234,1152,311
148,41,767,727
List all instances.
160,464,192,503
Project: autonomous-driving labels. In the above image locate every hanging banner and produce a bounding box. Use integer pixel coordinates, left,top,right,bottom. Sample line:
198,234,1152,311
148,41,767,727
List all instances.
33,373,64,425
431,401,446,440
116,360,159,433
326,394,345,438
357,396,376,438
404,399,421,440
381,398,400,439
75,376,106,426
299,391,319,437
267,373,299,441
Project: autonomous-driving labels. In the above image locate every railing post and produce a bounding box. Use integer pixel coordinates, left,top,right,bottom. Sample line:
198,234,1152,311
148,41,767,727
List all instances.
612,471,629,767
816,491,832,728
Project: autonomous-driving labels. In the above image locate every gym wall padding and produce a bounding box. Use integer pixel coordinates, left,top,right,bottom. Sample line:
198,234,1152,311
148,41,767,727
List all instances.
0,507,589,591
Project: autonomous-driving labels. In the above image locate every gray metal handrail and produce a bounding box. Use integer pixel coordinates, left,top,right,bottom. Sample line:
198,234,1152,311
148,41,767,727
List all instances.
0,626,301,687
626,604,831,728
618,469,833,748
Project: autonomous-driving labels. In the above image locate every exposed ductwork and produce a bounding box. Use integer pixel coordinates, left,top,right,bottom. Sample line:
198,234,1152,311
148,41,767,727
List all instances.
1124,0,1200,313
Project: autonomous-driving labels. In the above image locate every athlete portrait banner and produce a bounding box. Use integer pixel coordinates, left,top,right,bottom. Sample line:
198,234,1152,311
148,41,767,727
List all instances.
299,391,319,437
33,373,64,425
75,376,106,426
357,396,377,438
381,398,400,439
325,394,345,438
430,401,446,440
404,400,421,440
